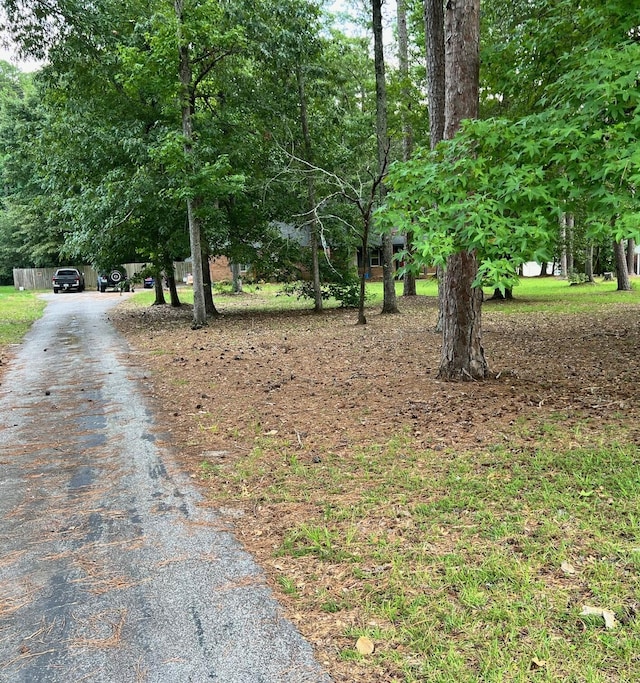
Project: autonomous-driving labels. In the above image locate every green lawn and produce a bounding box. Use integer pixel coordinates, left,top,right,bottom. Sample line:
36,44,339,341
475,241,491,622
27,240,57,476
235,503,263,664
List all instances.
0,286,47,348
370,275,638,313
269,438,640,682
130,274,639,316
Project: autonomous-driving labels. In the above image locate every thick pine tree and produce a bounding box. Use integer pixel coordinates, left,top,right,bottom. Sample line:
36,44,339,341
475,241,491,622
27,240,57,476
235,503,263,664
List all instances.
438,0,488,380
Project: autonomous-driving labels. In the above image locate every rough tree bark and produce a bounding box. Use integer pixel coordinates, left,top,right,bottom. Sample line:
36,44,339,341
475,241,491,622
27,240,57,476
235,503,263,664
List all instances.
231,262,243,293
559,213,568,278
627,238,636,276
296,65,323,313
357,231,370,326
440,250,486,379
175,0,206,328
438,0,487,381
398,0,416,297
566,213,574,275
166,272,181,307
614,239,632,291
153,277,166,306
372,0,399,314
424,0,446,329
424,0,445,148
585,244,594,283
201,243,219,317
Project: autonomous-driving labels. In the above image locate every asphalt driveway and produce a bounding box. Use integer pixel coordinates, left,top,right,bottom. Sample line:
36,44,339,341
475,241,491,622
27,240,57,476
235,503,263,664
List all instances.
0,291,330,682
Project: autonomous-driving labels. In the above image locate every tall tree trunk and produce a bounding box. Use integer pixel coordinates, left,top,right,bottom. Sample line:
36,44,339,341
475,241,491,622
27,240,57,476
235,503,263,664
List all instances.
585,244,594,283
424,0,445,148
373,0,399,315
153,276,166,305
398,0,416,297
438,0,486,381
167,272,181,307
614,239,632,291
185,195,207,327
201,243,218,317
231,262,243,293
626,238,636,275
397,0,413,162
559,213,568,278
175,0,206,328
381,233,397,311
438,251,486,379
357,243,368,325
566,213,574,275
435,265,444,332
357,219,371,325
296,66,323,313
424,0,445,327
539,261,548,277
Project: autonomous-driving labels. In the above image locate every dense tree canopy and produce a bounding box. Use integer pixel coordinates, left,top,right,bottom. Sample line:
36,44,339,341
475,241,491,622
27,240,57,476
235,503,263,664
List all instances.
383,0,640,294
0,0,384,302
0,0,638,334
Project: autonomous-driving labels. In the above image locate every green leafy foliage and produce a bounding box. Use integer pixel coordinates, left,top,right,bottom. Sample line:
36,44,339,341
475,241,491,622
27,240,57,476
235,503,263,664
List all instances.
282,275,361,309
382,6,640,287
381,117,557,289
0,0,382,302
281,239,361,308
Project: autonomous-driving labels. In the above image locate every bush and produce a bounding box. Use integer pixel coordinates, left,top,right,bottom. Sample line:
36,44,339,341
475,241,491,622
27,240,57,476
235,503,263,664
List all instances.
213,280,233,294
568,269,589,285
282,275,361,308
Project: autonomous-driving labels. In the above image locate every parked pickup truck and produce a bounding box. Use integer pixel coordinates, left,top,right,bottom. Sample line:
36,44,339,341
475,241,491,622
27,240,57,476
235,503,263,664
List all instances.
52,268,85,293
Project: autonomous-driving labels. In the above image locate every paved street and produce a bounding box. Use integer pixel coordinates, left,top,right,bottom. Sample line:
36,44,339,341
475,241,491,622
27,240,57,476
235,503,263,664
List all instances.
0,292,330,683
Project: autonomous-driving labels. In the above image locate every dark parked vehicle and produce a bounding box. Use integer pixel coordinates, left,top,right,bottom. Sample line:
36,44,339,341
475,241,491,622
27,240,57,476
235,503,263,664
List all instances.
97,268,132,293
52,268,85,293
143,276,155,289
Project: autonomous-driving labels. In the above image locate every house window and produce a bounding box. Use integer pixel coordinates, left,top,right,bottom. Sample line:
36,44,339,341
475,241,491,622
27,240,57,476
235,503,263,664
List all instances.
370,249,382,267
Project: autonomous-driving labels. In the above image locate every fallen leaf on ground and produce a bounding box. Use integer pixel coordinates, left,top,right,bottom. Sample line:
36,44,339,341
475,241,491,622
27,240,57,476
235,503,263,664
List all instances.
580,605,616,629
355,636,375,655
530,657,546,669
560,561,576,575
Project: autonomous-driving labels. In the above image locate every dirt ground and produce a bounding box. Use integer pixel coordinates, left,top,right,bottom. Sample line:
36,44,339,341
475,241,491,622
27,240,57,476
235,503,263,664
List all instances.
110,294,640,681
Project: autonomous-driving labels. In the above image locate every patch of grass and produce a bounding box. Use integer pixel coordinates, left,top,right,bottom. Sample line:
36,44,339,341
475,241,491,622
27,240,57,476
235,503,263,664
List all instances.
281,523,359,562
198,460,220,479
257,436,640,681
366,275,639,314
128,275,639,318
0,286,47,347
482,276,639,314
277,575,300,598
127,290,157,306
131,282,345,312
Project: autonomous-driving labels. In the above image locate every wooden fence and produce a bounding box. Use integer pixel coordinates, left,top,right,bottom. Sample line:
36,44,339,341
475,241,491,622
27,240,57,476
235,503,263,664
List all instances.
13,262,193,291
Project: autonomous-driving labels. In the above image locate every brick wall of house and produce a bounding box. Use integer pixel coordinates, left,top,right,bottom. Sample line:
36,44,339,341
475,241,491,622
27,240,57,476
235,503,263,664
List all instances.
209,256,232,282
